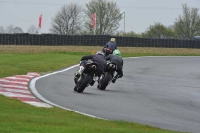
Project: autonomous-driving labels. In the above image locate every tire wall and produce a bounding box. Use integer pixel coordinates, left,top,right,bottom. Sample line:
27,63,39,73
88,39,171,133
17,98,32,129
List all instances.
0,34,200,48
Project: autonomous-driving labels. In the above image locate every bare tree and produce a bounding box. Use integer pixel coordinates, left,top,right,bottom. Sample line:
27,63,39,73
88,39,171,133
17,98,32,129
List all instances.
174,4,200,39
0,26,5,33
50,3,83,35
13,27,23,33
84,0,122,35
27,25,39,34
6,25,15,33
1,25,23,33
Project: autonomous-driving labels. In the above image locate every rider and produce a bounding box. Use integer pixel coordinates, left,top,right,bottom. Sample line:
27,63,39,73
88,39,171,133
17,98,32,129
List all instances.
74,51,107,86
105,49,123,83
103,38,117,54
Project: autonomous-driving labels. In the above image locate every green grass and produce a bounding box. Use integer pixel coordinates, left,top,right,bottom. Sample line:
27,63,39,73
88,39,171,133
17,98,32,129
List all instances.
0,52,89,78
0,50,192,133
0,95,183,133
1,51,199,78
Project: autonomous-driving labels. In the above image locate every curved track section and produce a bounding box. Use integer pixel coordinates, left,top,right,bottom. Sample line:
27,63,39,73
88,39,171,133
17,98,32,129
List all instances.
30,57,200,133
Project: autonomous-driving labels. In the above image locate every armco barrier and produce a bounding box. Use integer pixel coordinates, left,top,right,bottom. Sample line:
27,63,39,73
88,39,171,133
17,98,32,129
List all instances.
0,33,200,48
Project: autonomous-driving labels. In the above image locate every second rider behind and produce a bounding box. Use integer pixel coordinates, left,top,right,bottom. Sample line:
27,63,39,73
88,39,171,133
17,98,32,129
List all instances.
105,49,123,83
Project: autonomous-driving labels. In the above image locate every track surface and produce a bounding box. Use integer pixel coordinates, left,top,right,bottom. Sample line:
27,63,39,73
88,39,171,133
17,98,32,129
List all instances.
30,57,200,133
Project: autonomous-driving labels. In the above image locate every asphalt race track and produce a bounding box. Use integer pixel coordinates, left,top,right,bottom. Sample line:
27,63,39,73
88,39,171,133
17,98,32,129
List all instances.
30,57,200,133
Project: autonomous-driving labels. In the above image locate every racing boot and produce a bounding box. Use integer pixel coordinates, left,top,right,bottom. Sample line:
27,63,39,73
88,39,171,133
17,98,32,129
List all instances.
112,75,118,83
90,76,99,86
74,66,84,83
112,78,117,83
89,80,95,86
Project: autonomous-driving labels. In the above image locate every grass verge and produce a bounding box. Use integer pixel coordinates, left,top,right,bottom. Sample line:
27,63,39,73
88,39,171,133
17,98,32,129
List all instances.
0,95,184,133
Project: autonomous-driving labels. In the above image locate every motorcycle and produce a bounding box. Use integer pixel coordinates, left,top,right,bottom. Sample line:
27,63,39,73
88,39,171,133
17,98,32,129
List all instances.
103,47,113,56
97,62,117,90
74,62,98,93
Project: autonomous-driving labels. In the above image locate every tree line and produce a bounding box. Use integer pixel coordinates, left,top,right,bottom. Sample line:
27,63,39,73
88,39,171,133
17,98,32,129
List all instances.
0,25,39,34
0,0,200,39
118,4,200,39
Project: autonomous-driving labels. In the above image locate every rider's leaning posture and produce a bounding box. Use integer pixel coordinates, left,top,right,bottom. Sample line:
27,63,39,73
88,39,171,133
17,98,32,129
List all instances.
105,49,123,83
75,51,107,86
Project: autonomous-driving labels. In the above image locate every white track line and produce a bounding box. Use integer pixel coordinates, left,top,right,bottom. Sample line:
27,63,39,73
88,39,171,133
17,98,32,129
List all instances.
30,65,107,119
24,101,53,108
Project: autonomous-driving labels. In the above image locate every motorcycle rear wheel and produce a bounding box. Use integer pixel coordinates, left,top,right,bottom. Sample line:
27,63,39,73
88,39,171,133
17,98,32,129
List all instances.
99,72,112,90
77,74,92,93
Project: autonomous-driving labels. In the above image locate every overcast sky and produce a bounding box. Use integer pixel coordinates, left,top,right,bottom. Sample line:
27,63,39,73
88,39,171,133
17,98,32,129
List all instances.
0,0,200,33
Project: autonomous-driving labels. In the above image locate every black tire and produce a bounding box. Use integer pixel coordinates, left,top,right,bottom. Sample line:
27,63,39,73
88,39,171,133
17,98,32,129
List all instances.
77,74,92,93
99,72,112,90
97,75,104,89
74,85,78,91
